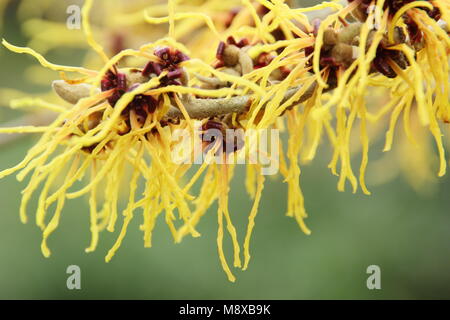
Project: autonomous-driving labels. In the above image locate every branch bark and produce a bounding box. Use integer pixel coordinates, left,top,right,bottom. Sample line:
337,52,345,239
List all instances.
165,83,317,119
51,79,318,119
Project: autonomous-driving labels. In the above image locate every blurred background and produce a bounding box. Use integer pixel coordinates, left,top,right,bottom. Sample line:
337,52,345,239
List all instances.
0,0,450,300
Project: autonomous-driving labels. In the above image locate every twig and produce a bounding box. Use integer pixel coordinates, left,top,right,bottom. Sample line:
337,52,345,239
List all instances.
51,79,318,119
165,83,317,119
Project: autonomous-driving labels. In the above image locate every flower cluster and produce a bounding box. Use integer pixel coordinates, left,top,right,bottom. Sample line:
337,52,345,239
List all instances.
0,0,449,282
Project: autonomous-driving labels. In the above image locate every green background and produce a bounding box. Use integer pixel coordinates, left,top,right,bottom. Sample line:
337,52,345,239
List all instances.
0,0,449,299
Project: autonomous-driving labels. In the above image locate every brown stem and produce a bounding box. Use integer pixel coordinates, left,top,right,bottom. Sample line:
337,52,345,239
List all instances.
165,83,317,119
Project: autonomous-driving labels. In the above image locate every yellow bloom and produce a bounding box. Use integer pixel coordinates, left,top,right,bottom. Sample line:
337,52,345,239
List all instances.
0,0,449,282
